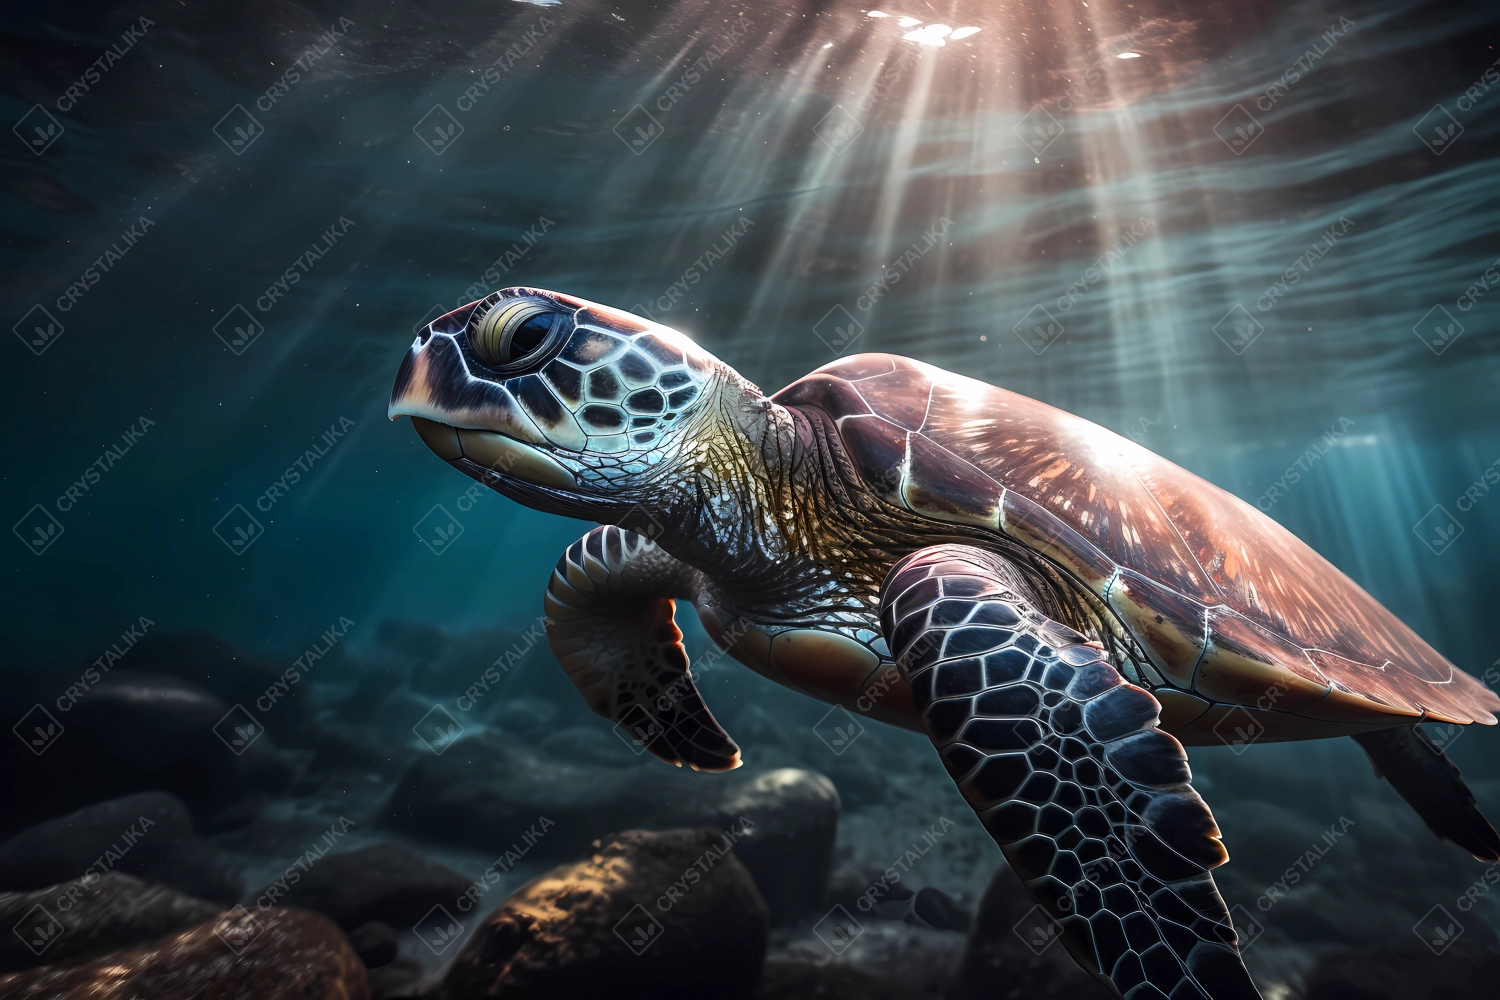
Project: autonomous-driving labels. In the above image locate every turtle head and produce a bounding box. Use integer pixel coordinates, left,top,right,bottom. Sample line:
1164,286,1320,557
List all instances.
389,287,758,526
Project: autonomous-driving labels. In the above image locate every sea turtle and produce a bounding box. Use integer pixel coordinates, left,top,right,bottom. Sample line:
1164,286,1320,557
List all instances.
389,287,1500,999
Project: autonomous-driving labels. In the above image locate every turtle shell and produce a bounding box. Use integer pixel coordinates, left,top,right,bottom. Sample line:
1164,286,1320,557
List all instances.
773,354,1500,729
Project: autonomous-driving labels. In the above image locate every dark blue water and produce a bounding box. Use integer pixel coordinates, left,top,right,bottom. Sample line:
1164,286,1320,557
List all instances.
4,0,1500,993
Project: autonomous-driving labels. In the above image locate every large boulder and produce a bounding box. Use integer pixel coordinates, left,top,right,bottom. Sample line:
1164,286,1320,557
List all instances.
383,732,840,918
705,769,839,923
248,842,471,931
954,864,1110,1000
0,671,292,832
0,907,367,999
439,827,768,1000
383,732,645,861
89,632,320,743
0,873,219,973
0,792,241,904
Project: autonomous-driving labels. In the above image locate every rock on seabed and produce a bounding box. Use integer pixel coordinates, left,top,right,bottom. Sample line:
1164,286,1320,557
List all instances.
0,872,219,973
439,827,768,1000
0,907,368,1000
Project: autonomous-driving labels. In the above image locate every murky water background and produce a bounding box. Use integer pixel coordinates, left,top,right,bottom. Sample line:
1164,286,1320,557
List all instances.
4,0,1500,995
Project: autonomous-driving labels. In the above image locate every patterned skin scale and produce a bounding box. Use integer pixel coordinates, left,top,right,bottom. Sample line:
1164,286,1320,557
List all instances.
543,524,743,772
882,545,1258,1000
390,288,1500,1000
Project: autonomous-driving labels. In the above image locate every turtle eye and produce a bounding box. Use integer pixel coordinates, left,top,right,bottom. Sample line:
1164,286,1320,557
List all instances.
467,298,569,374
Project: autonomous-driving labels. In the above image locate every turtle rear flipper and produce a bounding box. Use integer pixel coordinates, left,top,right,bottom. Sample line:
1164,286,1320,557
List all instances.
545,525,741,772
881,544,1262,1000
1352,725,1500,861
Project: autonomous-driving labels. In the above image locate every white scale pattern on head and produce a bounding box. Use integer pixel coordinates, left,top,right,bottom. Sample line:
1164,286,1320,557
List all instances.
472,311,718,485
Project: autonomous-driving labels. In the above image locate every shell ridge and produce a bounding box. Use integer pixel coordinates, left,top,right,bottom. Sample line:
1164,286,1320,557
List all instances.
787,355,1498,726
916,379,937,433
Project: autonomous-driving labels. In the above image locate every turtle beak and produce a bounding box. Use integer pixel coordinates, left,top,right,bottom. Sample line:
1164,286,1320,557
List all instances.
388,302,542,442
389,304,577,490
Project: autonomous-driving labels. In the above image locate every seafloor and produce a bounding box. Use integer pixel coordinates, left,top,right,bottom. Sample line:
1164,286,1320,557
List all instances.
2,625,1498,998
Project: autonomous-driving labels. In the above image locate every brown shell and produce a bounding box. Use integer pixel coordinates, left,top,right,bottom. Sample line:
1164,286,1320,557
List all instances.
773,354,1499,727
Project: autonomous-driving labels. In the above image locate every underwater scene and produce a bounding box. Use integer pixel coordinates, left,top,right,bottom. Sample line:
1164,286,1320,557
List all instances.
4,0,1500,996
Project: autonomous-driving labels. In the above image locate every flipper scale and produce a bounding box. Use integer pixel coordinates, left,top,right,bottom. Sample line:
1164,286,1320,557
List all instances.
880,544,1261,1000
544,525,740,771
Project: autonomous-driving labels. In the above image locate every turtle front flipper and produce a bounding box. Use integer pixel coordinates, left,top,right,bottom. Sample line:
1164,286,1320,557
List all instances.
544,525,741,771
880,545,1262,1000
